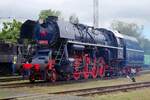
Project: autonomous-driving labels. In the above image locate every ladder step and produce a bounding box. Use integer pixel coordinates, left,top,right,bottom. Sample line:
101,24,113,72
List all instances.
56,58,65,60
53,53,62,55
53,52,63,55
54,42,68,64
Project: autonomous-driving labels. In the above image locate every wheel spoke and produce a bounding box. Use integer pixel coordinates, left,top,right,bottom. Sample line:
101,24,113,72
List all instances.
51,70,57,82
73,71,80,80
73,55,82,80
91,66,98,79
99,57,106,78
83,54,90,79
91,58,98,79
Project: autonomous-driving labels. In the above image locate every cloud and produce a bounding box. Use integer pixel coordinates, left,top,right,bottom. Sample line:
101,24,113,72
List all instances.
0,0,150,36
0,0,66,19
100,0,150,25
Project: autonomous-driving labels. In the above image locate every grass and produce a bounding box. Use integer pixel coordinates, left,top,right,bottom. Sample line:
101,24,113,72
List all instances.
91,88,150,100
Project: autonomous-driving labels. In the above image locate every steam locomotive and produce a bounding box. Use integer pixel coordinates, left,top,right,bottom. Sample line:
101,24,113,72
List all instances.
19,16,144,82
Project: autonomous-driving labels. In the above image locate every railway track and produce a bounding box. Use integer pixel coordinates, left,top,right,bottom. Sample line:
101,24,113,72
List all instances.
0,78,104,88
0,75,128,89
1,81,150,100
0,76,22,82
0,68,149,81
51,81,150,96
0,69,149,83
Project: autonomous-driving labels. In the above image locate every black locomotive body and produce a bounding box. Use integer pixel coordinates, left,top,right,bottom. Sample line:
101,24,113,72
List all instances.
19,16,144,82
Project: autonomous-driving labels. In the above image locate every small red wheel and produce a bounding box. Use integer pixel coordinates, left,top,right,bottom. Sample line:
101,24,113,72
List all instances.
73,71,80,80
50,70,57,82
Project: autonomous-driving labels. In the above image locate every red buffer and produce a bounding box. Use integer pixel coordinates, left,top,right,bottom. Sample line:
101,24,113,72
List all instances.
22,63,32,78
22,63,32,70
34,64,40,72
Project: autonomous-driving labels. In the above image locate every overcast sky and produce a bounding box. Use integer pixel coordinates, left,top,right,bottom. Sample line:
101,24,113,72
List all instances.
0,0,150,38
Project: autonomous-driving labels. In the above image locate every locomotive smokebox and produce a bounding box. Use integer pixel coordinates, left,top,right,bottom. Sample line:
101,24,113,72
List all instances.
20,20,37,39
20,17,59,46
46,16,58,22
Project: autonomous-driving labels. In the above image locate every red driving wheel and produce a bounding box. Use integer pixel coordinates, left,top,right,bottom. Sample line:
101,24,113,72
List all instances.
91,66,98,79
83,65,89,79
91,58,98,79
99,57,106,78
83,54,90,79
73,56,81,80
73,70,80,80
99,67,105,77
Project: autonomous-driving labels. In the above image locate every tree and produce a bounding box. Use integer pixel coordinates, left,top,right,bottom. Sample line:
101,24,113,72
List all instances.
139,37,150,54
111,21,143,38
39,9,61,20
0,19,22,43
69,14,79,24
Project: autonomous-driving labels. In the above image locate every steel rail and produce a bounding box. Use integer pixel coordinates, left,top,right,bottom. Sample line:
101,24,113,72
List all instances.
51,81,150,96
1,81,150,100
